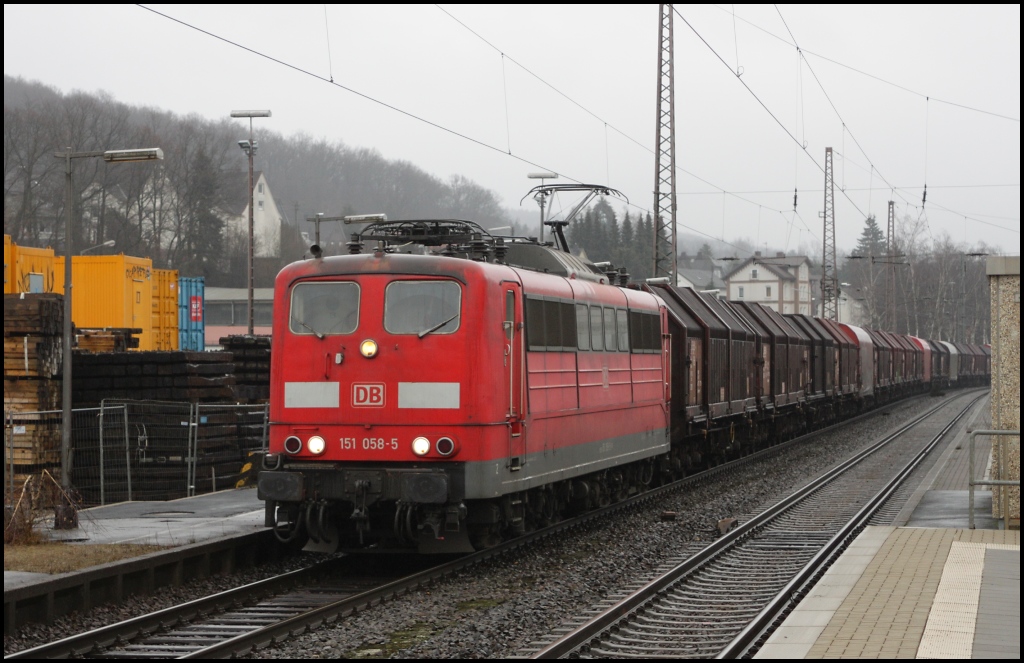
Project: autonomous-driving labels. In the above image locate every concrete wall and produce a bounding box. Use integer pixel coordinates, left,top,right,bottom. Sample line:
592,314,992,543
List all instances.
987,255,1019,527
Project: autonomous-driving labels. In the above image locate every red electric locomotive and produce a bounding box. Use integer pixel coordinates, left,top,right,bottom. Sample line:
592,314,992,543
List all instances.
258,219,670,552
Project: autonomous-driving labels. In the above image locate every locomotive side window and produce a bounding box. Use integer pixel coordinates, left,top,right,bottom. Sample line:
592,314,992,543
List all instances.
525,296,577,351
543,300,562,350
560,302,577,349
616,310,629,351
289,282,360,336
589,306,604,351
526,297,545,350
603,307,617,352
384,280,461,335
628,310,661,353
575,304,590,350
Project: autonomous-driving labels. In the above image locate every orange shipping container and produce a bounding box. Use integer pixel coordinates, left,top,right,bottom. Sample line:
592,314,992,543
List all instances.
53,255,155,350
152,268,180,351
10,242,57,294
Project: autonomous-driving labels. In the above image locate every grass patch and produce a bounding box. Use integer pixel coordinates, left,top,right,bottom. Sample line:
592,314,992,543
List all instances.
4,542,166,574
348,621,450,658
456,598,503,611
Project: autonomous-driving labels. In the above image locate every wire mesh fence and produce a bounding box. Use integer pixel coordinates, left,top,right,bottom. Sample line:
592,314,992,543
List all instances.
190,403,269,496
4,400,269,508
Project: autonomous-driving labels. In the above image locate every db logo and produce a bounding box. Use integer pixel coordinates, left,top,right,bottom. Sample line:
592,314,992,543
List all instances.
352,383,385,407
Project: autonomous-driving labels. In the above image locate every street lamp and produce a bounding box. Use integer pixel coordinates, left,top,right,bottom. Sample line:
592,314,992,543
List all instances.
53,146,163,529
230,110,271,335
527,172,558,243
80,239,115,255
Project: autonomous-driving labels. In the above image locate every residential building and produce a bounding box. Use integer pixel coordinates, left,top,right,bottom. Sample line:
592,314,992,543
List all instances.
222,171,283,258
724,251,813,314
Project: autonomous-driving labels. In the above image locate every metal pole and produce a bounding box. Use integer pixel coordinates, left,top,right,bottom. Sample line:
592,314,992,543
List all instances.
539,189,546,244
98,404,105,506
247,119,255,336
59,149,78,528
123,405,132,502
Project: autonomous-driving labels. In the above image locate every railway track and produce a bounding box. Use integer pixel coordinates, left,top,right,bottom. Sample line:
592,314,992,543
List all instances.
7,393,971,659
523,391,984,659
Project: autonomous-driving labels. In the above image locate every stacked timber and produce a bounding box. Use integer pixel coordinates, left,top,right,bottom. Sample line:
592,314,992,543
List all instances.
3,294,63,480
75,328,140,352
219,335,270,403
72,351,237,405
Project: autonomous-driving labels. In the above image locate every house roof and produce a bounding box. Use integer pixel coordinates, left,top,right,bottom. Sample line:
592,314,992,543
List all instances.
722,253,809,282
220,170,265,216
677,267,724,290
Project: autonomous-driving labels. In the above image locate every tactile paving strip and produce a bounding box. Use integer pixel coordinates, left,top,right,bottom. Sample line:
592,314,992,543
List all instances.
916,541,1019,659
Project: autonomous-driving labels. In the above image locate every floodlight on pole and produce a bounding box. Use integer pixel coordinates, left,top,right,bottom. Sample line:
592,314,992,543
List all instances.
81,239,116,255
53,145,163,529
343,214,388,225
527,172,558,243
230,110,271,335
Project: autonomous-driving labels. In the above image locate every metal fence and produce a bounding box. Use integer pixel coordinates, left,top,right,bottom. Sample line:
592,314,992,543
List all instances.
4,400,268,508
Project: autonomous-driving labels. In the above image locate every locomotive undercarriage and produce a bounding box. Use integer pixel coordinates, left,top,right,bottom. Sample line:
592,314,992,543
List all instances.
260,457,666,553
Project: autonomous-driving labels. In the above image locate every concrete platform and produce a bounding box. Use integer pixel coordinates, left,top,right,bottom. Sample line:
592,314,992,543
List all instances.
757,393,1020,659
5,488,265,592
45,486,264,545
756,527,1020,659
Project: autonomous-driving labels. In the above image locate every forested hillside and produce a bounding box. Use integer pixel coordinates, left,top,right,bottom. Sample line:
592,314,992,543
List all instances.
4,76,514,285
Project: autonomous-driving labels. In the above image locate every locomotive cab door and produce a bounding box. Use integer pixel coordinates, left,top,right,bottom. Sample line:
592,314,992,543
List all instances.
502,284,525,471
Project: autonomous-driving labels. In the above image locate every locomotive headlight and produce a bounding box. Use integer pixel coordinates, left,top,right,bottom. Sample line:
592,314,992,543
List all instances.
307,435,326,455
360,339,379,358
412,436,431,456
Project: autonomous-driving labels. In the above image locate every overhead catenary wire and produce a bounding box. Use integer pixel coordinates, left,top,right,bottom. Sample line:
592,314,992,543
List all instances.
433,5,796,224
138,3,762,258
769,6,1009,238
711,4,1020,123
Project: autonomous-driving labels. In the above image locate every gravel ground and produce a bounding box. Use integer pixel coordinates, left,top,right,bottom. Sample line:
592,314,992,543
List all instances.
246,392,974,660
3,551,337,656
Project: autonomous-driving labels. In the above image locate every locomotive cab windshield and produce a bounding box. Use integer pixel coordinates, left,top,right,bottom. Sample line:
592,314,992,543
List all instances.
289,281,360,337
384,280,461,336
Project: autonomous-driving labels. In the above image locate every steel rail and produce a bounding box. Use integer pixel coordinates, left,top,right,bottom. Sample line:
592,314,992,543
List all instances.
717,392,985,659
529,390,984,658
6,392,947,659
182,397,940,659
4,563,333,659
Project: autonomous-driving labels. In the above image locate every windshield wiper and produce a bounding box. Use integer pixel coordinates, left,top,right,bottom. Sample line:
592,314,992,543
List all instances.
294,318,325,339
418,312,460,339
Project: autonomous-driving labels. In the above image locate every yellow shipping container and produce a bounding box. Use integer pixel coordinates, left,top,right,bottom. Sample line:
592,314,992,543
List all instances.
10,242,57,294
152,268,180,351
53,255,155,351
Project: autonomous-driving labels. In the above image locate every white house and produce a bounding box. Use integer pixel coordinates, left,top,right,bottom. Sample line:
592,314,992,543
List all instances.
222,171,283,258
724,252,813,314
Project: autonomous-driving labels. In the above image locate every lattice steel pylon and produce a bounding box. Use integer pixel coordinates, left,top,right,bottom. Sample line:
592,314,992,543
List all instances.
886,199,896,331
821,147,838,319
652,3,677,282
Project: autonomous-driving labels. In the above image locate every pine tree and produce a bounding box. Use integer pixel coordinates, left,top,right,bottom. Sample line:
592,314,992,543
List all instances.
853,215,886,258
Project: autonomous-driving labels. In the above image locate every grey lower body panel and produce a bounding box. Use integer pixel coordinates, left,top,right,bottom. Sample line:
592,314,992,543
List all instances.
464,427,670,499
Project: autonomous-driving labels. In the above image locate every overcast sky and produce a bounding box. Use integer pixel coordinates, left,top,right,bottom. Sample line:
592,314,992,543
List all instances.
4,4,1020,255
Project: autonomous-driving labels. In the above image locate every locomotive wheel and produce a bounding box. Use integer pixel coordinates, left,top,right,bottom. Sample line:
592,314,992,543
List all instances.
470,523,502,550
